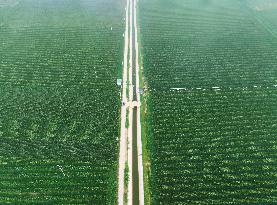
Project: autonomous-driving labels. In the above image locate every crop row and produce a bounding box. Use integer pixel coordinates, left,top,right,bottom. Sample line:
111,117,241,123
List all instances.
0,0,125,204
139,0,277,204
147,89,277,204
140,0,277,90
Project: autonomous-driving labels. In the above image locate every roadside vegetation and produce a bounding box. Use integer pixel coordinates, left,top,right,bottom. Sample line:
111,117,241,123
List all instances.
124,162,129,204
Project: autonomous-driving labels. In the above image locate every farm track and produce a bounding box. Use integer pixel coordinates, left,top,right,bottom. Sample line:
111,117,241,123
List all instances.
118,0,129,204
118,0,144,204
134,0,144,203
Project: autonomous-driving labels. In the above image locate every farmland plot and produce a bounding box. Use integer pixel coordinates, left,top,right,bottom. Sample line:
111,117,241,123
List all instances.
246,0,277,36
139,0,277,204
0,0,124,204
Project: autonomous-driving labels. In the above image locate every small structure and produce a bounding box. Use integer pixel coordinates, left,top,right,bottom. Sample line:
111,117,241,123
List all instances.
117,79,122,86
138,88,144,94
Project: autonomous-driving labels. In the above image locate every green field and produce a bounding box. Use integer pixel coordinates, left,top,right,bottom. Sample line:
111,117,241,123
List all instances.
0,0,124,204
139,0,277,204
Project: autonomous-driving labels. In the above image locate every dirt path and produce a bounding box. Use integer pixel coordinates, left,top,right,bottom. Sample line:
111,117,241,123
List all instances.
134,0,145,204
127,0,133,204
118,0,129,204
118,0,144,204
